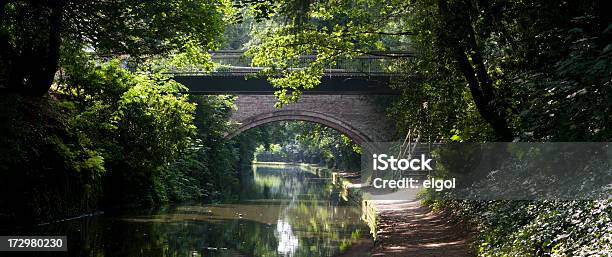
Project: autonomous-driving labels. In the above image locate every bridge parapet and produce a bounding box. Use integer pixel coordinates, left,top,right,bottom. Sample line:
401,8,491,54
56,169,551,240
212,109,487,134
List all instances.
171,51,412,95
172,50,415,76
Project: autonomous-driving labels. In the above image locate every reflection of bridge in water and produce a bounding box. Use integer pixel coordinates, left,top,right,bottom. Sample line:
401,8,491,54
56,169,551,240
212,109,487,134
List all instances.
172,51,415,148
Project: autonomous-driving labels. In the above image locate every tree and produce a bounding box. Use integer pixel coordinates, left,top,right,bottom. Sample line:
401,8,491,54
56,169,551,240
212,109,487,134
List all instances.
234,0,515,140
237,0,610,141
0,0,225,96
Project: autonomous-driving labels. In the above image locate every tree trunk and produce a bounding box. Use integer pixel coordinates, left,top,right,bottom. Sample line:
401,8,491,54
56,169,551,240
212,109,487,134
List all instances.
437,0,514,141
1,1,63,96
26,2,63,96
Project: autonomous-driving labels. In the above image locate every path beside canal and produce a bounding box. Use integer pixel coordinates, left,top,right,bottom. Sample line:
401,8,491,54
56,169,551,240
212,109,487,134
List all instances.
334,171,475,257
370,200,474,257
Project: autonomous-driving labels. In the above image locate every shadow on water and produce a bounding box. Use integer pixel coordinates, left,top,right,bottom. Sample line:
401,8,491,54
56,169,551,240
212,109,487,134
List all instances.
4,163,371,257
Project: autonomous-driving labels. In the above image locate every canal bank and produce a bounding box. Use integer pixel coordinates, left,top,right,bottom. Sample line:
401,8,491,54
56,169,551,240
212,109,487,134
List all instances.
2,163,373,257
332,171,476,257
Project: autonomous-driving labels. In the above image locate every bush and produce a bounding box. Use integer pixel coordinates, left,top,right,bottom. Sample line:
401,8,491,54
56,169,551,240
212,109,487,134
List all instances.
0,96,105,225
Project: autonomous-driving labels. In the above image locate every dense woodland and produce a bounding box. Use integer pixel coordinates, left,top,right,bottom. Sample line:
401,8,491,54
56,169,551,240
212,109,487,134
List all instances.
0,0,611,256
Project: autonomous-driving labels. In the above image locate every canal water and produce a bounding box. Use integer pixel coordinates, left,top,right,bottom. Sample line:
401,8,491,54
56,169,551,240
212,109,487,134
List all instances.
11,163,371,257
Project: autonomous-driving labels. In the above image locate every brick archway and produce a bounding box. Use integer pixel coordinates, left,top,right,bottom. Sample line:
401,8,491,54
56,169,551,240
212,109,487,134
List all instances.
226,109,372,146
224,95,396,150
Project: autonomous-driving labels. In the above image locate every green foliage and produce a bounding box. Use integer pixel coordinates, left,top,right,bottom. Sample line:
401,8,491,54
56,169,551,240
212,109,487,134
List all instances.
1,4,609,256
240,0,403,104
2,46,248,212
54,52,199,206
181,95,246,202
1,0,227,94
0,1,257,223
158,157,209,202
0,96,105,224
253,121,361,170
240,1,610,256
114,74,196,170
422,199,612,256
516,19,612,141
110,74,197,205
240,0,610,141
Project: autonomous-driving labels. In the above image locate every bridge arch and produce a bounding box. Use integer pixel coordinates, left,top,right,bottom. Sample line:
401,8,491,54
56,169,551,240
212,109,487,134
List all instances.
225,110,372,147
221,95,396,153
172,51,406,150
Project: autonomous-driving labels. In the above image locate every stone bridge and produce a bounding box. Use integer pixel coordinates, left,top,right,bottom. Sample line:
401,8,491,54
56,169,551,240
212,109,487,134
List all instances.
226,95,397,148
171,51,410,148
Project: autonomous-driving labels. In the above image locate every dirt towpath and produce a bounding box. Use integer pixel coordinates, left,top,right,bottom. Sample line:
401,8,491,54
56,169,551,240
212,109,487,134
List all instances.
370,200,474,257
333,172,474,256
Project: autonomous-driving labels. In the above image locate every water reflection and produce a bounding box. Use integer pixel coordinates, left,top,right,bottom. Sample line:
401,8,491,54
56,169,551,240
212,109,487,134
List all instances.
276,218,298,256
8,163,370,257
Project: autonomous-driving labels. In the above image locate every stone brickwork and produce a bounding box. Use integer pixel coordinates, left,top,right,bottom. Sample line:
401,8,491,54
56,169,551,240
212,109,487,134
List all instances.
226,95,397,147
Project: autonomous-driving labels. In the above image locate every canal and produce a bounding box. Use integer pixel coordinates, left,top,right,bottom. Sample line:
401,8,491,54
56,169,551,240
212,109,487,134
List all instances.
10,163,371,257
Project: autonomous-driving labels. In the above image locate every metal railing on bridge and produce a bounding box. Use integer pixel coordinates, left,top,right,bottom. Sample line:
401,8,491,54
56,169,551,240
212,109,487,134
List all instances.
171,50,416,76
170,50,415,95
